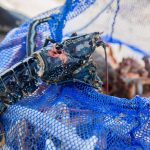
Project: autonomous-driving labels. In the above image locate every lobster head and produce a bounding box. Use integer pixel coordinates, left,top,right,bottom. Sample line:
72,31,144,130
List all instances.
38,32,103,84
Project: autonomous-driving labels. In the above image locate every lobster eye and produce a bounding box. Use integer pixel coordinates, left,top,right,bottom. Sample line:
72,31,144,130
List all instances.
57,50,62,54
56,44,63,50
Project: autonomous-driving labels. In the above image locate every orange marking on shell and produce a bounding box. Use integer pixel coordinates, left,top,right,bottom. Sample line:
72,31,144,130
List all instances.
48,44,68,63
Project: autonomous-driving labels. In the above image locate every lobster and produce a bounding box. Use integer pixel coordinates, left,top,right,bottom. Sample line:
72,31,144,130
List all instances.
0,31,105,115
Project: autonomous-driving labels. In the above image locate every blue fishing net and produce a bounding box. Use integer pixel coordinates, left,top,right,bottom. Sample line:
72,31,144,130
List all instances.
1,82,150,149
0,0,150,150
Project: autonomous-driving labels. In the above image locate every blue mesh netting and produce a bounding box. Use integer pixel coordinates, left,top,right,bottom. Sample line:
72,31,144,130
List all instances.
1,82,150,149
0,0,150,149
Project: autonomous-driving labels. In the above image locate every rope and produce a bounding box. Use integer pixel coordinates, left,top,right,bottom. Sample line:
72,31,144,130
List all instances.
110,0,120,39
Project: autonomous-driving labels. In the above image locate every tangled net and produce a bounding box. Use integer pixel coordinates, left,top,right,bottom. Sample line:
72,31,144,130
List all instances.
0,0,150,149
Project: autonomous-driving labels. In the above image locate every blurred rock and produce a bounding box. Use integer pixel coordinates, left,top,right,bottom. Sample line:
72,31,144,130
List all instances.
0,6,28,42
